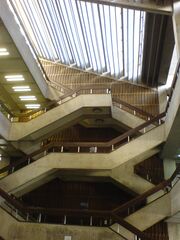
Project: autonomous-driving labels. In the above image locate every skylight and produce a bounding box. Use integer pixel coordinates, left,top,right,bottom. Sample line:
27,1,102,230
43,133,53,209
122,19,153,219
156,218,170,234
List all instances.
10,0,146,82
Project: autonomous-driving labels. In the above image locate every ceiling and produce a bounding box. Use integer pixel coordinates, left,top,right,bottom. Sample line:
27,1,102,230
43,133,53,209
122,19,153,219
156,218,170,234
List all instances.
0,19,48,113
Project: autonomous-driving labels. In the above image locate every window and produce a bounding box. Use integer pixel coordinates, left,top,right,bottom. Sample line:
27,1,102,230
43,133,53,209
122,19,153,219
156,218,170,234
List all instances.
10,0,146,82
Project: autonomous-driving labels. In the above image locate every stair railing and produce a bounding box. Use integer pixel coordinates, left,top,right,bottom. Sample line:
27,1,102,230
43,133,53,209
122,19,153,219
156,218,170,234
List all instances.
0,165,179,240
0,112,165,177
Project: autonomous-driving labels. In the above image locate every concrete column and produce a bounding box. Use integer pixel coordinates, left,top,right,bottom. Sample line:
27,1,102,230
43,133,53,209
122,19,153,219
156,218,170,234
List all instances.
168,223,180,240
163,158,176,179
173,1,180,57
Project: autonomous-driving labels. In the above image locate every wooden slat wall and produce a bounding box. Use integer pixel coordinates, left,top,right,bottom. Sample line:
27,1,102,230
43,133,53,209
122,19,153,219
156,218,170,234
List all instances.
134,154,164,185
21,179,133,211
143,220,169,240
42,125,120,146
41,59,159,117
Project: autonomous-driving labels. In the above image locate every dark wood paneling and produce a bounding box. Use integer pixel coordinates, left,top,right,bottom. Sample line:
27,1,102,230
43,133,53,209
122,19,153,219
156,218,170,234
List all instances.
21,179,134,211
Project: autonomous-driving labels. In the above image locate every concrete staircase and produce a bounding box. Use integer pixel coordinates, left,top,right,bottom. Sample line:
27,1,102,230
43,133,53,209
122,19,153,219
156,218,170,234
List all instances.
0,121,165,195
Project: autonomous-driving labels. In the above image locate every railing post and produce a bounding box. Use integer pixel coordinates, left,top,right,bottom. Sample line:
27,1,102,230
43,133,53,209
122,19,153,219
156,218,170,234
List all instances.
90,216,92,226
26,213,29,221
38,213,42,223
64,215,66,224
143,128,146,133
61,146,64,153
28,157,31,165
117,224,120,233
112,145,114,151
78,146,80,153
133,110,136,116
94,147,97,153
128,207,130,215
15,209,18,218
128,136,130,142
90,89,93,94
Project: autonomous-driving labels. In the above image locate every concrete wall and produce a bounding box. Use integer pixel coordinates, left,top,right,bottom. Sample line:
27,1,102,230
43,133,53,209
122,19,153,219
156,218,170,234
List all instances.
0,94,111,141
170,179,180,216
125,193,171,231
168,223,180,240
0,208,123,240
0,192,172,239
111,148,159,194
0,124,165,194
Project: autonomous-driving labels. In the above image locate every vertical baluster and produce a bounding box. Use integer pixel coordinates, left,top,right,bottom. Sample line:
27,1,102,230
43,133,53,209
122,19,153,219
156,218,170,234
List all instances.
38,213,42,223
61,146,64,152
90,216,92,226
64,215,67,224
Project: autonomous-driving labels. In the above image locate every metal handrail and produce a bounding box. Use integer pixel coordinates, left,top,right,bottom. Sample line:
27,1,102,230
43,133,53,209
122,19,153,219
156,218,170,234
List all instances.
0,165,179,239
0,112,165,176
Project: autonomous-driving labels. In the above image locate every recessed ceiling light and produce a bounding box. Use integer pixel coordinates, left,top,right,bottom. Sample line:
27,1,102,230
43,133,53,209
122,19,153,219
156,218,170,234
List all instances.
12,86,31,92
25,104,41,109
0,48,9,56
19,96,37,101
5,75,25,81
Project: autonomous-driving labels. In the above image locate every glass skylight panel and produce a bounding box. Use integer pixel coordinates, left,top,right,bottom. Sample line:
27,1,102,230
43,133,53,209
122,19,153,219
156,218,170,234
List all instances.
10,0,146,83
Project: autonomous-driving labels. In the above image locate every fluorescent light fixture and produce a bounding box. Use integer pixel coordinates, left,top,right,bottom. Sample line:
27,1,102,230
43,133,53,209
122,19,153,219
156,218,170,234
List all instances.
19,95,37,101
5,75,25,81
177,154,180,158
12,86,31,92
25,104,41,109
0,48,9,56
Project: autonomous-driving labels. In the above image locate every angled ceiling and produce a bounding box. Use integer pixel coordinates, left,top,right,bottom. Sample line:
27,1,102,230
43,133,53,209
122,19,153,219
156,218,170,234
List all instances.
0,19,48,113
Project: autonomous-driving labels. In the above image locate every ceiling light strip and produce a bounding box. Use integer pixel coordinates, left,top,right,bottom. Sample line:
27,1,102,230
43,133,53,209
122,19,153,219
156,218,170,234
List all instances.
25,104,40,109
19,96,37,101
0,48,9,56
5,75,25,81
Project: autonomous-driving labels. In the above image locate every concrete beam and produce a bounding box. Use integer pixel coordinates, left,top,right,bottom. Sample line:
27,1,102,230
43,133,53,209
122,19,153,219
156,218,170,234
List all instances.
0,208,122,240
0,1,53,99
125,193,171,231
0,95,112,141
0,125,165,194
81,0,172,15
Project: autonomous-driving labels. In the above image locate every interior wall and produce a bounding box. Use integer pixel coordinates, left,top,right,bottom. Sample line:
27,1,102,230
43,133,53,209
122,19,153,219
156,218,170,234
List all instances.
168,223,180,240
